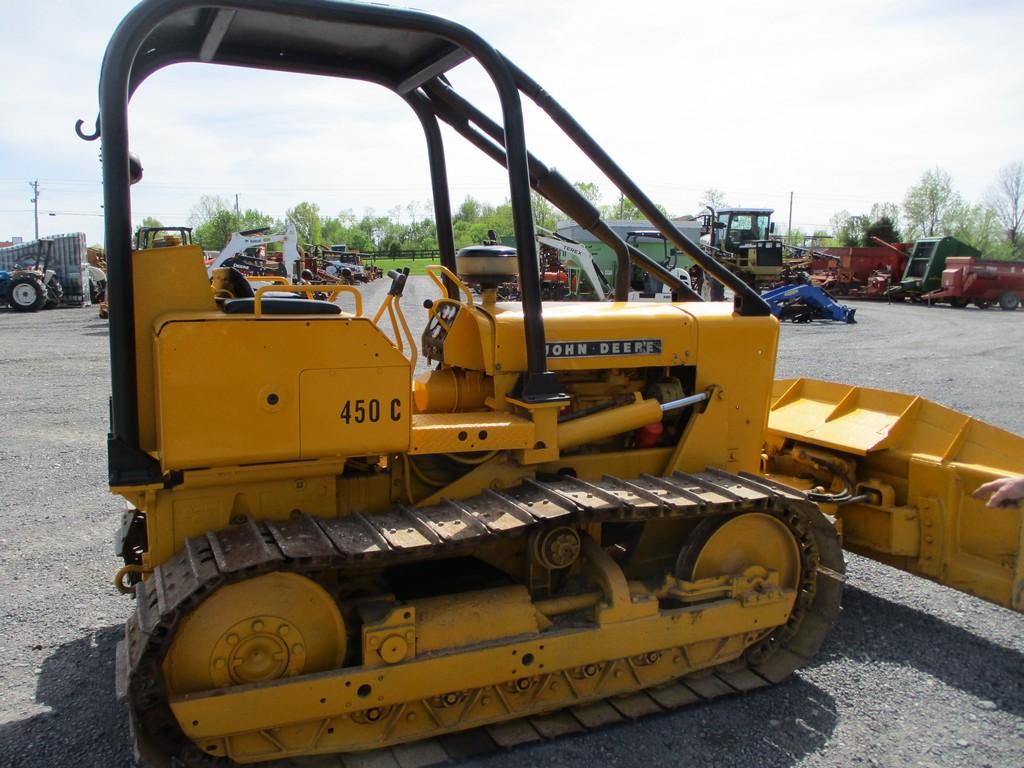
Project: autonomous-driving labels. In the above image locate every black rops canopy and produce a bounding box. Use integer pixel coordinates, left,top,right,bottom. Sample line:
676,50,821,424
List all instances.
86,0,767,485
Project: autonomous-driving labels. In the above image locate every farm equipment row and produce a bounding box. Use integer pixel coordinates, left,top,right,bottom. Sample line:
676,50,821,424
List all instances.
201,224,382,285
893,238,1024,309
686,215,1022,312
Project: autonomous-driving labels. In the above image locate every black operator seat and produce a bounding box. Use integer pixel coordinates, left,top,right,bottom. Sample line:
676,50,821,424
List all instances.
222,298,342,315
219,267,342,315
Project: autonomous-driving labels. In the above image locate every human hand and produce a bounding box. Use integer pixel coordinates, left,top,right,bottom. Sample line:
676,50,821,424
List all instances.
972,476,1024,509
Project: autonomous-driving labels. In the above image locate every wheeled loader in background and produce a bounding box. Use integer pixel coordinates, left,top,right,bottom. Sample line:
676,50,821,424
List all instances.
82,2,1024,766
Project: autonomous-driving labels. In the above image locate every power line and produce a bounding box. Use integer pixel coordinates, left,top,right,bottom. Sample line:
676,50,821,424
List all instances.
0,177,508,193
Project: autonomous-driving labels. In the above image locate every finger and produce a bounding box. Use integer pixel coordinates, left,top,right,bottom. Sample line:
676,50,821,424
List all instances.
988,487,1018,509
991,496,1021,509
973,479,1004,499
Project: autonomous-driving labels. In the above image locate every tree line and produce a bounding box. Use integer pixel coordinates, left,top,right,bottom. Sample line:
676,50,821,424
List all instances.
177,192,568,255
818,162,1022,259
171,162,1023,260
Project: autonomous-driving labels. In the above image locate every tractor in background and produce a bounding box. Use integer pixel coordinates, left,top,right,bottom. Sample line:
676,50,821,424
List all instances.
0,238,64,312
700,208,784,291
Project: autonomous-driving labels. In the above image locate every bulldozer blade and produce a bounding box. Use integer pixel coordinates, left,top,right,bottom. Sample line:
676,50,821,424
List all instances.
766,378,1024,612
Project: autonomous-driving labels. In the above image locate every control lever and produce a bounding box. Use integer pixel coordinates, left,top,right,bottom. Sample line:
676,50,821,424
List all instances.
387,267,410,297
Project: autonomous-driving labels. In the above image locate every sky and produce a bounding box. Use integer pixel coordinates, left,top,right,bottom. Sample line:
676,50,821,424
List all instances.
1,0,1022,246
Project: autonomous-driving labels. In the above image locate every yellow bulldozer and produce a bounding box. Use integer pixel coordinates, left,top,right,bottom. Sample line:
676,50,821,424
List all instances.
81,1,1023,765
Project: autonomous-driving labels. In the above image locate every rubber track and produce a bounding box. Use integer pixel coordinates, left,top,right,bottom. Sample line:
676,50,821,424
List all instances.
124,469,844,767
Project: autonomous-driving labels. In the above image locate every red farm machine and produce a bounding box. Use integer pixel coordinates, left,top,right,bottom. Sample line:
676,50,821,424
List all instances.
814,238,911,299
923,256,1024,310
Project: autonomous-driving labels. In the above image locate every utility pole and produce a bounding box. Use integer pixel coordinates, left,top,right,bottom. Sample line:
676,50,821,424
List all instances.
29,180,40,240
787,191,793,243
234,193,240,218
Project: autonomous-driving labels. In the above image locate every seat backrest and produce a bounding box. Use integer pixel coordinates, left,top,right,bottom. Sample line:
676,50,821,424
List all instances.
227,267,256,298
222,297,342,315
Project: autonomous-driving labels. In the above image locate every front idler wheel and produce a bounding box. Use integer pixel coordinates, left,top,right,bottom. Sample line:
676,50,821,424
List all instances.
163,572,346,695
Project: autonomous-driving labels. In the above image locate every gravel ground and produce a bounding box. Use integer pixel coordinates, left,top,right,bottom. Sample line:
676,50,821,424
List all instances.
1,282,1022,768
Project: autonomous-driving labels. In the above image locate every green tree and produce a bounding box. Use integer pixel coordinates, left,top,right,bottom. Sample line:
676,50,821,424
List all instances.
699,188,728,212
903,167,964,239
344,227,374,252
868,202,900,224
400,216,439,251
599,195,668,221
286,201,322,245
189,195,231,227
809,230,833,247
602,194,640,220
573,181,603,207
452,195,499,247
988,161,1024,258
133,216,163,240
862,202,901,245
862,216,900,246
194,209,238,250
237,208,275,232
828,210,868,247
322,210,357,247
322,210,376,252
950,204,1013,259
784,227,806,246
531,192,559,230
455,196,483,223
361,214,394,250
487,202,515,239
189,195,234,249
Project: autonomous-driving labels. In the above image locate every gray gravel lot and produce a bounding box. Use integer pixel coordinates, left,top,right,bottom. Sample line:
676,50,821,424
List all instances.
1,282,1022,768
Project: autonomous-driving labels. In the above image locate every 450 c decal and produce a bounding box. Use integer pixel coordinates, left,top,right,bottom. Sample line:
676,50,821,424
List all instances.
340,398,402,424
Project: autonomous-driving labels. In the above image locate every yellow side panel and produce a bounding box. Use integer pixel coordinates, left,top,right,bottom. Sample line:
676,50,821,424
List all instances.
668,307,779,476
132,245,217,452
434,300,488,371
299,368,408,459
154,316,410,470
487,301,697,373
